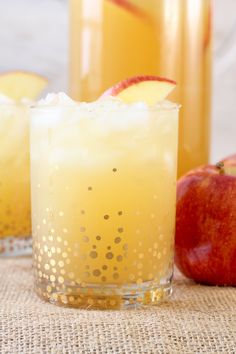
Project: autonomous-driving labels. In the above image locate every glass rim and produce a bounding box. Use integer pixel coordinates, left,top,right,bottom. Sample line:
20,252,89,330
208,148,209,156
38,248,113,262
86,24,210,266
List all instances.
30,101,181,112
0,102,30,108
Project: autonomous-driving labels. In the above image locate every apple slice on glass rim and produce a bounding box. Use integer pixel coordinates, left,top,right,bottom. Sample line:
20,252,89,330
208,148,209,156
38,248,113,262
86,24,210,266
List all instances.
0,71,48,101
101,75,177,105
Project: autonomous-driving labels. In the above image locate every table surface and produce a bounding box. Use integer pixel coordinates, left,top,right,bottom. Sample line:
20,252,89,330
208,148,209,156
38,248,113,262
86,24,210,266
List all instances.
0,257,235,354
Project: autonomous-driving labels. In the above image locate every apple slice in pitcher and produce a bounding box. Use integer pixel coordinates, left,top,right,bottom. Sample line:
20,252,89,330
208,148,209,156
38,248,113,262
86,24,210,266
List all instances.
107,0,145,18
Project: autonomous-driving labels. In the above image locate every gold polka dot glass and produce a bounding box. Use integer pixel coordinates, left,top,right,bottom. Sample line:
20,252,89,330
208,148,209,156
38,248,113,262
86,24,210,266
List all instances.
31,98,179,309
0,103,31,256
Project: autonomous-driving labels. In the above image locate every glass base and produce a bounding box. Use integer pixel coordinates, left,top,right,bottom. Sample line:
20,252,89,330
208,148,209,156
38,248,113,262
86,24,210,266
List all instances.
0,236,32,257
36,279,172,310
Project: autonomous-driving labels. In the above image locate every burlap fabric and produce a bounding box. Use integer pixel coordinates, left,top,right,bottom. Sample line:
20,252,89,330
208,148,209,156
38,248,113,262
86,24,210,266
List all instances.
0,258,235,354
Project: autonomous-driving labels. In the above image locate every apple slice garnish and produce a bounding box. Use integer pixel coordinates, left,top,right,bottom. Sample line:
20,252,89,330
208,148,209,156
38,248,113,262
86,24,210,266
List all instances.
102,75,176,105
0,71,48,101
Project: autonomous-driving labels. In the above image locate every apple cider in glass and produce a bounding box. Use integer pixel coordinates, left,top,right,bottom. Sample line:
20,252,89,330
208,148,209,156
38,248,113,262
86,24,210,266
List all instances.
0,72,47,256
0,100,31,255
69,0,212,176
31,92,179,309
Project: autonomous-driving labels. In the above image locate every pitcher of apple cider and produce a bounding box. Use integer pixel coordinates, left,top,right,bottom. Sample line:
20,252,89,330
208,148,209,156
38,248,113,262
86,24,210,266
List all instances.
69,0,212,176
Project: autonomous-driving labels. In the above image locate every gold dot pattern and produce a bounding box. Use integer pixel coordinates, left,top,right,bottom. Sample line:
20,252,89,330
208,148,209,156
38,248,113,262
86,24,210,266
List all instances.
90,251,97,259
33,203,174,309
93,269,101,277
82,236,89,243
106,252,114,260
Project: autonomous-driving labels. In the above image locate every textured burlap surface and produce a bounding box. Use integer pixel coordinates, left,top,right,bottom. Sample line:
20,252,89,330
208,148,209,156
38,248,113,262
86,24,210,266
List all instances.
0,258,235,354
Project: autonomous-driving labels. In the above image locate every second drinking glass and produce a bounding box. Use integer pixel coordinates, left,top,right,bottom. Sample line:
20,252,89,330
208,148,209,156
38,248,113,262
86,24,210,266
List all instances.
0,101,31,255
0,72,47,256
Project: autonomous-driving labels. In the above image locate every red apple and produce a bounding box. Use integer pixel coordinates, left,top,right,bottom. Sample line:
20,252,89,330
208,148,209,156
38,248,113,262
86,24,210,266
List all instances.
102,75,176,105
175,159,236,286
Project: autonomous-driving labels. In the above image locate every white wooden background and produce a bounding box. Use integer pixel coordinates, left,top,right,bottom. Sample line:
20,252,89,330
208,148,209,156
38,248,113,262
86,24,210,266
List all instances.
0,0,235,163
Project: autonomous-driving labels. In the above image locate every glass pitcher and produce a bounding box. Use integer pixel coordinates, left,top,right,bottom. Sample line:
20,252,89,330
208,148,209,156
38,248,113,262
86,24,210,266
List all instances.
69,0,212,177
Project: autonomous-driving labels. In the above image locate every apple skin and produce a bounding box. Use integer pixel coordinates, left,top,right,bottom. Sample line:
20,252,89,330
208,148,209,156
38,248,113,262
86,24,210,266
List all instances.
102,75,176,97
175,163,236,286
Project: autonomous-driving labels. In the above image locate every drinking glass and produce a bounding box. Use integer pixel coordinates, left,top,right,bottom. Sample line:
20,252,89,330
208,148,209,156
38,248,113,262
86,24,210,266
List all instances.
31,99,179,309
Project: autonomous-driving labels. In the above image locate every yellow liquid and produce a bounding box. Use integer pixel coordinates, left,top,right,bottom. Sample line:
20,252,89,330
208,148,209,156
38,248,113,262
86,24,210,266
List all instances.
31,99,179,308
70,0,212,176
0,104,31,243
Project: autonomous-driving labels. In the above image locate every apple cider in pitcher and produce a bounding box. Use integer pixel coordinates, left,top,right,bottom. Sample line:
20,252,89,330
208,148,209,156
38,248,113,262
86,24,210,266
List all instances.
70,0,212,176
